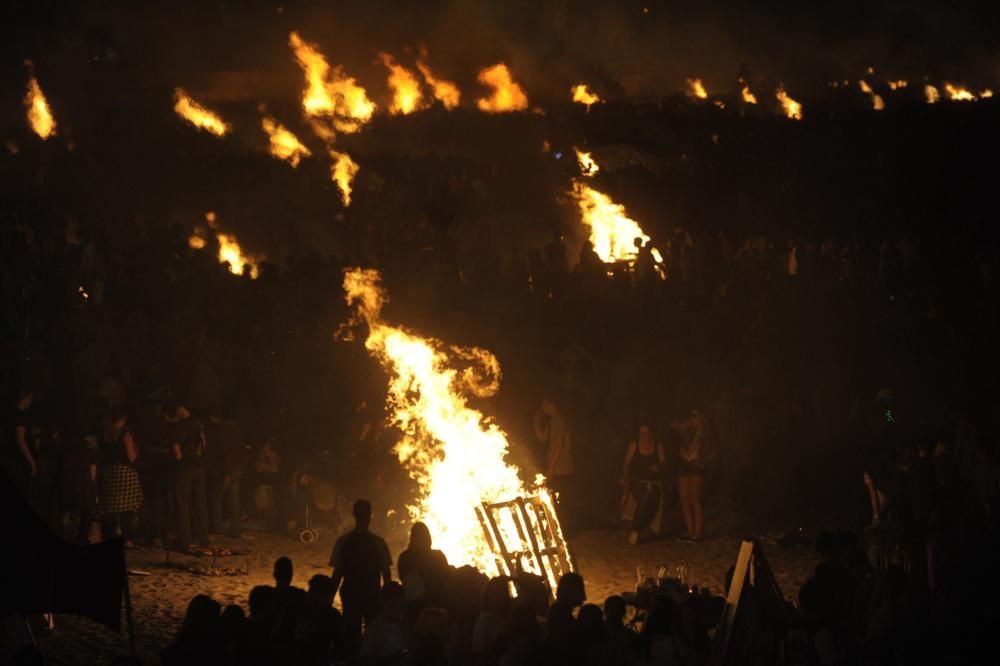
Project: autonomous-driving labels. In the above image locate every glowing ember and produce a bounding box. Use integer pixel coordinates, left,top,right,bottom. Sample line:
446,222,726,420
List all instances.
944,83,977,101
23,64,56,140
329,149,360,206
416,58,461,109
776,85,802,120
687,78,708,99
925,84,940,104
476,63,528,113
342,268,557,577
741,85,758,104
575,148,599,177
289,31,376,133
261,116,311,167
173,88,230,136
379,53,426,115
571,83,601,108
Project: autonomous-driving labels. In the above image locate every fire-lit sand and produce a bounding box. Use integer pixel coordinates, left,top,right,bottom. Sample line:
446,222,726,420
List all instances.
31,527,820,665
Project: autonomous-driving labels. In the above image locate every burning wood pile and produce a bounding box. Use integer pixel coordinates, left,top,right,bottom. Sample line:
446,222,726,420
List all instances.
341,268,575,591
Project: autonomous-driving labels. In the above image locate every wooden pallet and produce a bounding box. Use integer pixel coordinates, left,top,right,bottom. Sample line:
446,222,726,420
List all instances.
476,494,577,596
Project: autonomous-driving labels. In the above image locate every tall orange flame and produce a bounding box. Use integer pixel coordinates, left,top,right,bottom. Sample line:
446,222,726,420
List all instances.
23,63,56,140
741,85,758,104
289,31,376,134
261,116,311,167
342,268,559,579
924,84,940,104
378,53,426,115
173,88,230,136
289,31,336,117
416,58,461,110
329,149,360,206
571,83,601,108
476,63,528,113
687,78,708,99
776,85,803,120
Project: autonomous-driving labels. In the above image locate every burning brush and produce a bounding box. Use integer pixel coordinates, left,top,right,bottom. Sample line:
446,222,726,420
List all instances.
340,269,575,591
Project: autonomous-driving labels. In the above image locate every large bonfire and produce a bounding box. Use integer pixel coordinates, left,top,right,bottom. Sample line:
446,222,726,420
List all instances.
342,268,562,581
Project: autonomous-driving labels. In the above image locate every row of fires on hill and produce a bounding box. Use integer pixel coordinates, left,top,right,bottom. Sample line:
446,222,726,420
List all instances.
10,34,998,590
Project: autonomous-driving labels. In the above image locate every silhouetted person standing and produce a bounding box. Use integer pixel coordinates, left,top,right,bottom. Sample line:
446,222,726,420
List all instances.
3,387,35,497
272,556,306,644
330,499,392,656
534,397,575,531
167,403,209,550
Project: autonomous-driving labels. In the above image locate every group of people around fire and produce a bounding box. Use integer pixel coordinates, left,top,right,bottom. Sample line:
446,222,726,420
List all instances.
159,498,727,666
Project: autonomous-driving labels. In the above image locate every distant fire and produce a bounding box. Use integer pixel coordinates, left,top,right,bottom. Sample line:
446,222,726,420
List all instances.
342,268,564,581
571,83,601,108
941,83,991,102
687,78,708,99
575,148,599,177
289,31,376,134
329,149,360,206
217,233,260,279
379,53,426,115
859,81,884,111
416,55,461,110
925,84,940,104
190,212,261,279
776,85,803,120
888,80,908,90
944,83,976,101
741,85,758,104
289,31,336,117
261,116,311,167
173,88,230,136
476,63,528,113
571,181,653,263
23,63,55,140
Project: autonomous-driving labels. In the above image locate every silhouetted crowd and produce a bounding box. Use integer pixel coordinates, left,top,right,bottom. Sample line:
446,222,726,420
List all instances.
161,498,729,666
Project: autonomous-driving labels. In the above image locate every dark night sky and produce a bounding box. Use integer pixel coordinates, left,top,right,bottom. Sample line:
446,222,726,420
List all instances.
4,0,1000,102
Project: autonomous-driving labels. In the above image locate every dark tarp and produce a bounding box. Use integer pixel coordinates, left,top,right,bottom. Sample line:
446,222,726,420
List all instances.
0,472,125,632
